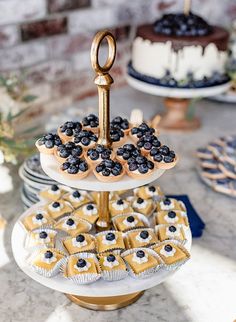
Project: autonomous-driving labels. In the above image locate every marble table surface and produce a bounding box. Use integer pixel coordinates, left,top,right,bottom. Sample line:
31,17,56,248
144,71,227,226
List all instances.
0,86,236,322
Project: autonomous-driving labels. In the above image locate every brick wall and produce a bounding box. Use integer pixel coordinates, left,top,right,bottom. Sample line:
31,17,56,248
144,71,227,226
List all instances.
0,0,235,115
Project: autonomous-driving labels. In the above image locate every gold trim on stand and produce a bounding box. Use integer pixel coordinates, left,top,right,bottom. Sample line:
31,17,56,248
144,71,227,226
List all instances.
96,191,111,230
65,291,144,311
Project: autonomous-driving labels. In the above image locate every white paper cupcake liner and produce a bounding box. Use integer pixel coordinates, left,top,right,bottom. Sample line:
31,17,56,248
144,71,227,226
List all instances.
121,247,163,279
112,212,150,233
62,252,101,285
150,241,191,271
101,268,128,281
154,224,187,245
95,230,126,253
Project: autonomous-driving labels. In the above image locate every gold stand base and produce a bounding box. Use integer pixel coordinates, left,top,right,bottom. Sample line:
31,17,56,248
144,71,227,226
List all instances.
65,291,144,311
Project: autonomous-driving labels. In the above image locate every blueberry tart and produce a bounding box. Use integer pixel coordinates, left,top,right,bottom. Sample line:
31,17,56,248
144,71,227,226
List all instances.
116,144,141,164
94,159,124,182
110,126,126,147
136,134,161,155
109,198,133,217
130,122,156,143
35,133,62,155
55,142,83,164
149,145,177,169
58,121,82,143
124,154,154,179
111,116,131,134
73,130,98,150
60,156,90,179
86,144,114,167
82,114,99,133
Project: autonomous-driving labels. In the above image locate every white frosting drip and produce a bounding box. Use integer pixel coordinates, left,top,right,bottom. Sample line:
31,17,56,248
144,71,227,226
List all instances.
103,258,119,268
111,201,128,211
132,253,148,264
72,238,87,248
164,214,179,224
133,199,148,209
132,37,228,81
49,202,63,212
123,218,138,228
42,254,57,264
74,261,91,272
159,200,174,210
102,234,117,245
166,226,181,238
136,233,153,243
82,204,98,216
160,246,176,257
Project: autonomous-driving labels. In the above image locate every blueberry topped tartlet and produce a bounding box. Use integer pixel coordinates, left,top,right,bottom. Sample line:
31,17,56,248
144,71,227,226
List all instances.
137,134,161,155
94,159,124,182
130,122,156,142
73,130,98,149
60,156,90,179
36,133,62,155
82,114,99,133
125,154,154,179
86,144,114,167
116,144,141,164
149,145,177,169
55,142,83,163
111,116,131,134
58,121,82,143
110,127,126,147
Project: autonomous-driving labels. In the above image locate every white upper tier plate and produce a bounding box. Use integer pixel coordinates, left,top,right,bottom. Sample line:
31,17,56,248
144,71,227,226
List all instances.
12,203,192,297
127,74,231,99
40,154,166,192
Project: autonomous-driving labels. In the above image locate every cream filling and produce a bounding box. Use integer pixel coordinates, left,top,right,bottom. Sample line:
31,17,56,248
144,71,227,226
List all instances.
74,261,91,272
132,253,148,264
62,221,77,230
133,199,148,209
42,254,57,264
159,201,174,210
69,194,85,203
123,218,138,227
111,202,128,211
82,205,98,216
49,203,64,212
136,233,152,243
103,258,119,268
160,246,176,257
102,235,117,245
166,227,181,238
163,214,179,224
72,238,87,248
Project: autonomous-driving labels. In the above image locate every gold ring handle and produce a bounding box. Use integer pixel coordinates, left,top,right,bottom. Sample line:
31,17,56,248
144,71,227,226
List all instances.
90,30,116,75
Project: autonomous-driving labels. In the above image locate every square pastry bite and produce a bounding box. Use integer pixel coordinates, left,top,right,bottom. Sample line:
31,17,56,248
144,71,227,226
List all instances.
109,198,133,217
112,213,149,232
96,231,125,253
45,200,74,220
152,242,190,269
63,190,91,208
98,253,128,281
63,253,101,284
131,197,155,217
133,184,164,200
62,233,96,254
125,228,158,248
155,210,188,226
73,203,98,224
26,228,57,250
22,210,54,231
39,184,66,201
155,224,186,244
29,248,65,277
55,216,91,236
122,248,162,277
156,197,186,212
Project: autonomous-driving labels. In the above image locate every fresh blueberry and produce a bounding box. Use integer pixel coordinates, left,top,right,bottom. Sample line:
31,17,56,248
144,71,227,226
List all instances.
61,162,70,170
36,213,43,220
164,244,173,252
89,150,99,160
59,148,70,158
107,254,116,262
73,190,81,198
52,201,60,208
127,216,135,223
164,155,174,163
77,258,87,268
44,250,53,259
137,197,144,204
144,142,152,150
159,145,170,156
136,250,145,258
169,226,176,232
81,137,90,146
87,204,94,210
106,232,115,241
147,161,154,169
65,128,73,136
111,168,121,176
140,230,149,239
39,231,48,239
66,218,75,226
139,163,148,174
79,161,88,172
96,164,104,173
154,154,163,162
164,198,171,205
129,162,138,171
72,146,83,157
117,199,124,205
76,234,85,243
51,184,59,191
149,186,156,192
45,140,54,149
168,211,176,218
102,168,111,176
68,165,79,174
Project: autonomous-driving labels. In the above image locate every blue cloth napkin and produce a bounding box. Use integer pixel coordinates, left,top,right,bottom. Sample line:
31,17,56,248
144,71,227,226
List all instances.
167,195,205,238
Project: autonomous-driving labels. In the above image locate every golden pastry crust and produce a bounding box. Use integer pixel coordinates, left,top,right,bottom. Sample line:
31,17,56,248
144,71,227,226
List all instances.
96,231,125,253
65,255,99,277
124,164,154,179
45,200,74,220
63,233,96,254
131,197,155,217
156,198,186,212
112,214,148,232
35,140,55,155
60,166,90,180
152,155,178,170
30,248,65,270
133,185,164,200
125,228,158,248
109,199,133,217
93,167,125,182
63,191,91,208
152,242,190,266
22,211,55,231
123,250,160,275
85,150,116,168
73,203,99,224
155,224,186,243
55,216,91,236
26,229,57,249
39,186,66,201
155,210,188,226
99,254,126,271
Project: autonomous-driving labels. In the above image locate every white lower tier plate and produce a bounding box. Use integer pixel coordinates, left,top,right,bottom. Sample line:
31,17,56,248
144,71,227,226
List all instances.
12,204,192,297
40,154,166,192
208,90,236,103
127,74,231,99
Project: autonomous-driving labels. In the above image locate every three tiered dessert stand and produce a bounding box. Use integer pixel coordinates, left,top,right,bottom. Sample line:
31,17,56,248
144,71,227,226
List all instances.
12,31,192,311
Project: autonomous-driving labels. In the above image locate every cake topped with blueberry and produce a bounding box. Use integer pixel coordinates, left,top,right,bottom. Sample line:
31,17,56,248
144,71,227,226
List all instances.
86,144,113,165
36,133,62,154
73,130,98,149
94,159,124,182
129,11,229,88
58,121,82,142
82,114,99,133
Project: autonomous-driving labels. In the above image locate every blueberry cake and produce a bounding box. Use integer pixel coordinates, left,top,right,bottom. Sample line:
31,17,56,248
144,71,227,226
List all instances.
129,11,229,88
60,156,90,179
82,114,99,133
36,133,62,154
94,159,124,182
58,121,82,142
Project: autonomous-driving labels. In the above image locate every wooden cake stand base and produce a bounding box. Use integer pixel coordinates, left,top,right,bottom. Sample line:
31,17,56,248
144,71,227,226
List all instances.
66,291,144,311
152,98,200,132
